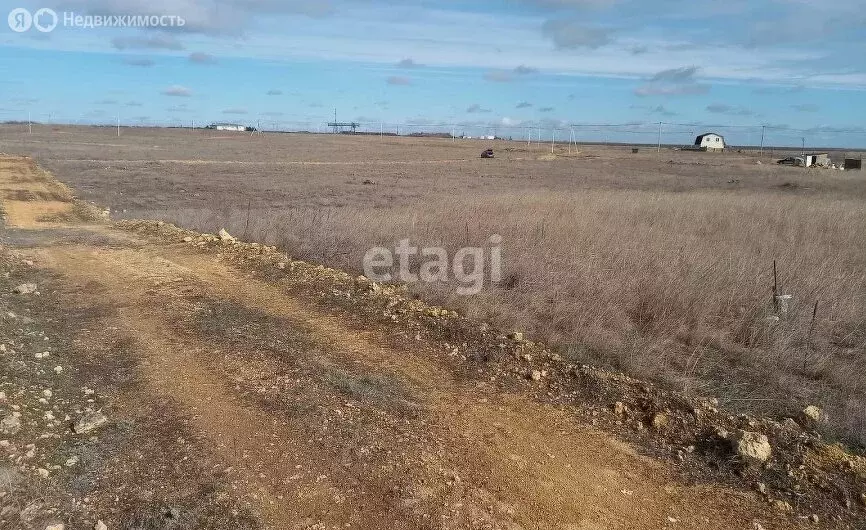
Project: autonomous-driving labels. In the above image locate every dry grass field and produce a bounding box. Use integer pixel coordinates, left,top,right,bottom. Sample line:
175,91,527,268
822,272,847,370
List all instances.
3,124,865,447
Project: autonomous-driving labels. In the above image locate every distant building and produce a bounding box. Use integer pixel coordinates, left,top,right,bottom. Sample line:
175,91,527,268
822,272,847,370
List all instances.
804,153,831,168
209,123,248,132
694,133,725,151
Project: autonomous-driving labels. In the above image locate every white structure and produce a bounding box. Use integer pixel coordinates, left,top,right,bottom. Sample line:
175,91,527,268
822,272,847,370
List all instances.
694,133,726,151
212,123,247,132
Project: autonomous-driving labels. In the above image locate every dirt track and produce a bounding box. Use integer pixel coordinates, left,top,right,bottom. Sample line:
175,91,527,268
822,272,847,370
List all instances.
0,155,813,528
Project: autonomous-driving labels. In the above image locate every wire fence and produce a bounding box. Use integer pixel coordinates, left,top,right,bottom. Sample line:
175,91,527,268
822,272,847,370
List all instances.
1,109,864,151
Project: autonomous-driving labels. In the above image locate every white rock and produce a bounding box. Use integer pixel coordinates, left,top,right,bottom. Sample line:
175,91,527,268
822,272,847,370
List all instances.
53,366,63,374
37,468,49,478
733,430,772,466
73,411,107,434
801,405,824,426
65,456,79,467
0,415,21,434
44,524,64,530
13,283,37,295
43,389,52,399
218,228,236,243
94,521,108,530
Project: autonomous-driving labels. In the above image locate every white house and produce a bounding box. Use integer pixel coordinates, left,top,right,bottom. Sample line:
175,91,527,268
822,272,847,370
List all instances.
694,133,726,151
211,123,247,132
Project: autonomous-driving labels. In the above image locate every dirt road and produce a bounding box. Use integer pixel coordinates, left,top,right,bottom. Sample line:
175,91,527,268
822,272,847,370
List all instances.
0,155,811,528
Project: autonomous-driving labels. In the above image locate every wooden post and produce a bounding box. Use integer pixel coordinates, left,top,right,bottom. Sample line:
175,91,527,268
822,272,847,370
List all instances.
772,260,779,312
243,199,251,240
807,300,819,342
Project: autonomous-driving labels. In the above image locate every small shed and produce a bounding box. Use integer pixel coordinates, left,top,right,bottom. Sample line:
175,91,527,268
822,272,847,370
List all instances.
844,158,863,171
695,133,725,151
804,153,831,167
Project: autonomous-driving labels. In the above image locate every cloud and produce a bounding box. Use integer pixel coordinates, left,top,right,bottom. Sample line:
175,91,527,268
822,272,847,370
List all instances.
516,101,533,109
542,19,613,49
111,35,184,51
706,103,753,116
266,89,283,96
539,107,555,112
650,105,676,117
166,104,192,113
804,125,866,135
630,45,649,55
222,108,248,114
262,111,284,117
651,66,699,83
122,57,155,67
791,103,819,112
750,82,805,94
94,99,118,105
635,84,709,96
189,52,216,64
484,65,538,82
386,76,412,86
467,104,492,113
634,66,709,97
125,101,143,107
162,85,193,97
397,58,422,68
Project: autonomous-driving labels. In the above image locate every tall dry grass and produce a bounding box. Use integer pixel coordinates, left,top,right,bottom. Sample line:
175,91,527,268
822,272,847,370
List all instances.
164,189,866,446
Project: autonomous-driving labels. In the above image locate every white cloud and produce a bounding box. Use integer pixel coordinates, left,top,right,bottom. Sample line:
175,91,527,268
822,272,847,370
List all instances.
162,85,193,97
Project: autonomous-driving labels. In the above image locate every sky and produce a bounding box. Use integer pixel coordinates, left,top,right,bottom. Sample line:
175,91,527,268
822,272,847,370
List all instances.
1,0,865,147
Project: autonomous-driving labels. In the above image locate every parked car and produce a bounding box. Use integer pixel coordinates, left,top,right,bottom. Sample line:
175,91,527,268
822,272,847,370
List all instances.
777,156,804,167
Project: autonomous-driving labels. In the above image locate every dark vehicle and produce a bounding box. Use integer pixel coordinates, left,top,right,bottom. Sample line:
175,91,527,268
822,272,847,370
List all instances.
481,148,495,159
777,156,804,166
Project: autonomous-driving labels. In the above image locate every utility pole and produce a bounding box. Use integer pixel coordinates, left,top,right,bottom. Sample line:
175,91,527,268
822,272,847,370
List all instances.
116,114,120,137
551,129,556,154
802,137,806,169
657,121,662,153
759,125,765,157
28,111,32,135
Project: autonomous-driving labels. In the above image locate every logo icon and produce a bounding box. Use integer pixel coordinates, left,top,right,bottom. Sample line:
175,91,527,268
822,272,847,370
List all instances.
8,8,32,32
33,7,57,32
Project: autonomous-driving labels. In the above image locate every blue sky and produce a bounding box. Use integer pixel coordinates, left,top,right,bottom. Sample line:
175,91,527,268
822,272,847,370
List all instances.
1,0,865,147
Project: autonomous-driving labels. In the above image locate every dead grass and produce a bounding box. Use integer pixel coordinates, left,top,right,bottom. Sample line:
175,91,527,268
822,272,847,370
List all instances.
4,126,865,447
173,189,866,446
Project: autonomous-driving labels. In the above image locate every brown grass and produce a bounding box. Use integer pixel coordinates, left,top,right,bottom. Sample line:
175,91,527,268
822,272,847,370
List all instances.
173,190,866,446
3,125,865,447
